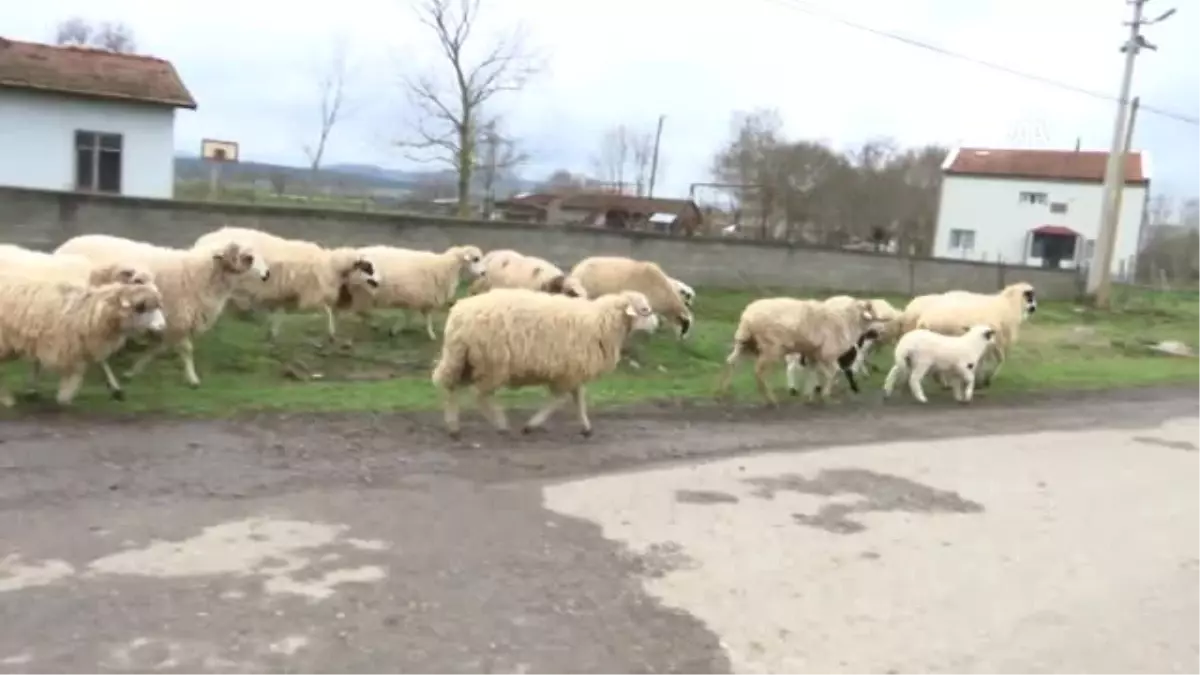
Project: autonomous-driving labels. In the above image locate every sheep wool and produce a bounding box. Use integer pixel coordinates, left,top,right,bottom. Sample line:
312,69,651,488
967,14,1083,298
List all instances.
568,256,694,338
348,244,484,340
431,288,659,438
0,243,154,287
0,276,166,405
717,296,877,405
55,234,270,387
882,324,997,404
466,249,587,299
913,281,1036,385
193,226,381,342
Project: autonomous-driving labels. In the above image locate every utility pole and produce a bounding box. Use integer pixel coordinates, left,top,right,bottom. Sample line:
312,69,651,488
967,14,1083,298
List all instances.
1086,0,1175,308
647,114,665,197
1106,96,1141,281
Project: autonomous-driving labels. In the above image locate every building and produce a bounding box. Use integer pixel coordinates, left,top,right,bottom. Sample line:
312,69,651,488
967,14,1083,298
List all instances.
497,192,705,235
0,37,196,199
934,147,1150,274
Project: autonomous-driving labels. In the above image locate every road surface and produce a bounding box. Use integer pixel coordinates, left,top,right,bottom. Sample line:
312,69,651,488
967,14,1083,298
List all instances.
0,386,1196,673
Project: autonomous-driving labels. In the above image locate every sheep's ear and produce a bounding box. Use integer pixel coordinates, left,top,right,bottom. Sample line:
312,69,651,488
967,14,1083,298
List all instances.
624,304,638,317
120,297,132,309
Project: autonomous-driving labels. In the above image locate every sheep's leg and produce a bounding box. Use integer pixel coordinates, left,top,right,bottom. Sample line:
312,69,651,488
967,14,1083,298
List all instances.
175,338,202,388
523,388,571,433
753,356,778,407
323,306,338,342
907,364,932,403
124,342,169,381
55,367,86,406
785,353,804,396
475,389,509,434
571,387,593,437
817,362,839,401
23,361,42,397
0,369,15,407
950,374,966,402
386,313,407,337
962,370,977,402
882,364,905,399
980,343,1006,387
266,310,285,343
100,360,125,401
423,311,438,341
716,342,744,398
442,386,463,439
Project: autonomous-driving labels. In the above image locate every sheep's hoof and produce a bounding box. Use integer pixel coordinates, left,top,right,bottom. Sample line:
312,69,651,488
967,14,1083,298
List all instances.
521,425,539,435
580,427,593,438
447,429,461,441
187,381,201,390
788,388,799,397
110,389,125,402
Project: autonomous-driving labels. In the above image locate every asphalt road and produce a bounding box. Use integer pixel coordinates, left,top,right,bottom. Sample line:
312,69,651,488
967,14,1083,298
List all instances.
0,385,1196,673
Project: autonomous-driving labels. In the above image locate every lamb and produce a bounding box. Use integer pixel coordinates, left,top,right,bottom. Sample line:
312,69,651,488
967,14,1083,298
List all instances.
345,244,484,340
54,234,270,387
0,243,155,287
431,288,660,439
716,296,877,406
465,249,588,299
0,276,166,406
193,226,381,342
568,256,694,338
912,282,1037,386
882,324,997,403
783,295,900,393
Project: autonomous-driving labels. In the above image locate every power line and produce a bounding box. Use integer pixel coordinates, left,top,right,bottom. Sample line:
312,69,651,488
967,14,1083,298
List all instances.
758,0,1200,127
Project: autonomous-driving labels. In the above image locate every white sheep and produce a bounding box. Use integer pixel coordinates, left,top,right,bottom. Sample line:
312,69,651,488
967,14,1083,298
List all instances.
568,256,694,338
669,277,696,307
466,249,588,299
0,243,154,287
783,295,900,393
717,296,877,406
346,244,484,340
0,276,166,406
882,324,997,403
54,234,270,387
913,281,1037,386
193,226,381,342
431,288,660,439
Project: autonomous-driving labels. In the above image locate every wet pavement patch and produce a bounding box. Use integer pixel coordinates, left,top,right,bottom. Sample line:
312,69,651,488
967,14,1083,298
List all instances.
1132,435,1198,452
675,489,740,505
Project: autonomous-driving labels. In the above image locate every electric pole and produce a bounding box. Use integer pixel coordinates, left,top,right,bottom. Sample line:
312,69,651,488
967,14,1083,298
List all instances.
647,114,665,198
1086,0,1175,308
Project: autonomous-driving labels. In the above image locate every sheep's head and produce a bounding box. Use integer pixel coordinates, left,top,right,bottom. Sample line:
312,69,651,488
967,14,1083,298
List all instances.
867,298,900,322
1006,281,1037,317
854,299,878,326
671,278,696,307
619,290,659,333
449,245,485,278
109,282,167,335
213,242,270,281
343,256,382,292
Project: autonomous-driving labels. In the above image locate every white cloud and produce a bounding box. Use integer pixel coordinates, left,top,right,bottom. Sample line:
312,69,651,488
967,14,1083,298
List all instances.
4,0,1197,197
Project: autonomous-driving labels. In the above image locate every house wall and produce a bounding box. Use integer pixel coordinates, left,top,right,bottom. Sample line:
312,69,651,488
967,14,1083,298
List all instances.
0,89,177,199
0,185,1083,300
934,174,1146,276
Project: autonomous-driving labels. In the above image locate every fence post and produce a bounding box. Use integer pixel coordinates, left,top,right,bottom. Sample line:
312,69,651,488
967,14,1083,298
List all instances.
907,257,916,296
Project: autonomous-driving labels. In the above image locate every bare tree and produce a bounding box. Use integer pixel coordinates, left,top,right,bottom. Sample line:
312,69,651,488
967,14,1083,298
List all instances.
592,125,630,191
397,0,543,218
303,39,352,175
54,17,137,53
477,120,529,218
630,131,654,196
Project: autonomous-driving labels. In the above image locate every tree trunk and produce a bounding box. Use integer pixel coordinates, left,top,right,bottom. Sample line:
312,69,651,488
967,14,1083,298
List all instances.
456,124,473,218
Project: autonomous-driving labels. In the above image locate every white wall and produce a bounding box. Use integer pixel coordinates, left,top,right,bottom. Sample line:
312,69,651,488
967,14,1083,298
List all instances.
0,89,176,199
934,174,1146,276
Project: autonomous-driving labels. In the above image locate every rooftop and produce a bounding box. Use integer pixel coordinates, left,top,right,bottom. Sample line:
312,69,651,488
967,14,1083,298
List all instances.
0,37,196,109
944,147,1147,185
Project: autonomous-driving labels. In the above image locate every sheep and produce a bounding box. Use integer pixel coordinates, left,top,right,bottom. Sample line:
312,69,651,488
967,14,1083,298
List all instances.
0,276,166,406
782,295,901,393
716,296,878,406
912,282,1037,386
0,243,154,287
193,226,381,342
882,324,997,403
568,256,694,338
670,277,696,307
465,249,588,299
345,244,484,340
431,288,660,439
54,234,270,387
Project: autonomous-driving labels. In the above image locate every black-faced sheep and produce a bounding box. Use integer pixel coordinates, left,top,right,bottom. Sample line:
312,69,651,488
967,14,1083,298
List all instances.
913,282,1037,386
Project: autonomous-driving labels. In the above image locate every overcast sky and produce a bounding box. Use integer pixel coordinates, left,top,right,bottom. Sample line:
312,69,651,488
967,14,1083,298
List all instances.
5,0,1198,203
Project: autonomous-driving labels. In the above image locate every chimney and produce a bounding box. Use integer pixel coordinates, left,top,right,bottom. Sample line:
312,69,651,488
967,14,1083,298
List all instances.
1074,137,1081,152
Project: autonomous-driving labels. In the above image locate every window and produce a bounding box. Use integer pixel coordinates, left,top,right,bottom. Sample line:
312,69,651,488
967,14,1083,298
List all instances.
949,228,976,251
1018,191,1048,205
1049,201,1068,214
75,130,123,194
1030,232,1077,267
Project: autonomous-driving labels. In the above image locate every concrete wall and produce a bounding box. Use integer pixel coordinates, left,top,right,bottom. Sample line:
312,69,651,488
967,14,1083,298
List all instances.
0,186,1083,299
0,89,177,199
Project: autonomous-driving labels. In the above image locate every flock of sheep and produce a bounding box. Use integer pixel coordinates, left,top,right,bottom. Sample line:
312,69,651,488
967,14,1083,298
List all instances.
0,225,1038,440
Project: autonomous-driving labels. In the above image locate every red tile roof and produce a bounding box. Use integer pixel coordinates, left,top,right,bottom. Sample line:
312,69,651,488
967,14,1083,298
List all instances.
946,148,1146,184
1031,225,1079,237
0,37,196,109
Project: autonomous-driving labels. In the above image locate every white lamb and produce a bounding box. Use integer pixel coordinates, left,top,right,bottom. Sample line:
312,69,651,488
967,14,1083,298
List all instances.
431,288,659,439
0,243,155,287
466,249,588,299
882,324,997,403
346,244,484,340
193,226,381,342
913,281,1037,386
568,256,694,338
717,296,877,406
0,276,166,406
54,234,270,387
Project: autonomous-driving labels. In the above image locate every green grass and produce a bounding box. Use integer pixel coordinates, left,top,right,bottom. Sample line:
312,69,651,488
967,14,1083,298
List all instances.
1,286,1196,418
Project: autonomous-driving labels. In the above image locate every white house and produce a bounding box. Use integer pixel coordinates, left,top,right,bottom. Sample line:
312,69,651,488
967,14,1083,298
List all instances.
934,147,1150,276
0,37,196,199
